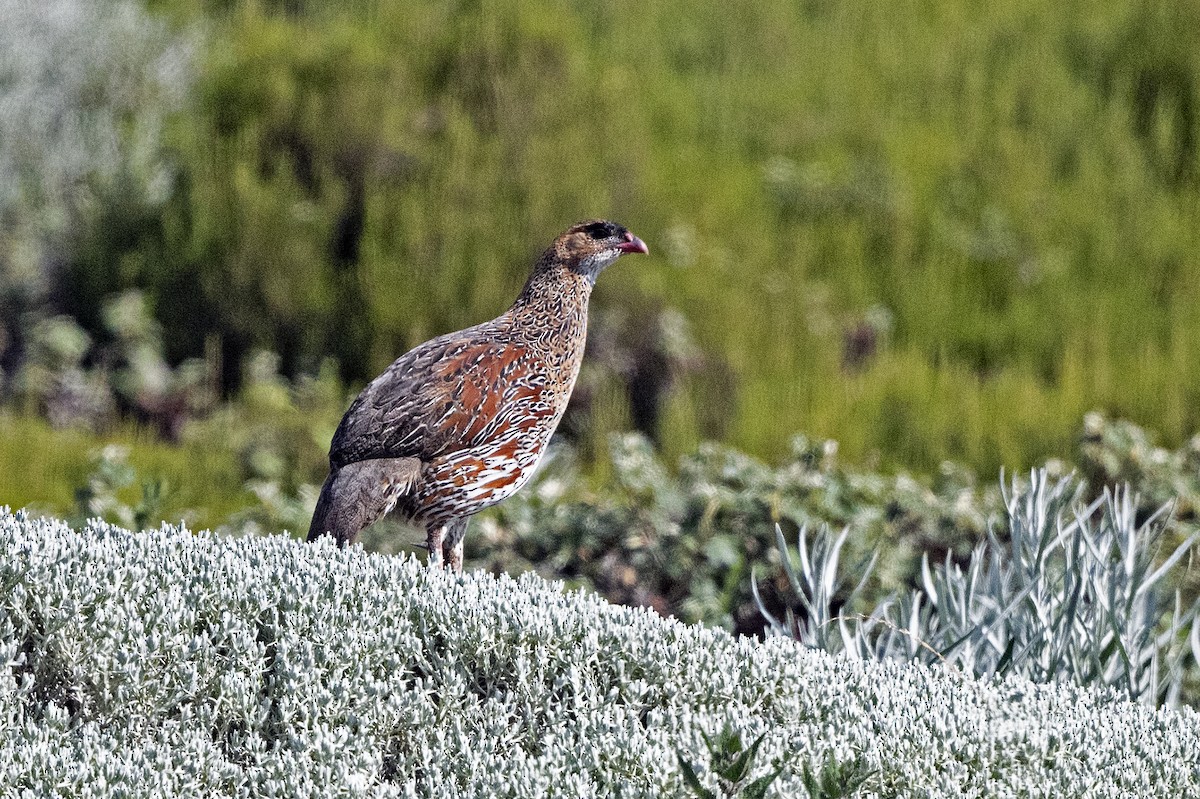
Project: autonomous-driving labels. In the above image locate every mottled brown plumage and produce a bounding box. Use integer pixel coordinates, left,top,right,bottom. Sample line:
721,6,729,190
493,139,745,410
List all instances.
308,220,648,570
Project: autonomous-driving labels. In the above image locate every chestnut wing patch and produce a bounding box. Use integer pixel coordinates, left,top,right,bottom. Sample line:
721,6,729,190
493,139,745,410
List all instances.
329,332,531,468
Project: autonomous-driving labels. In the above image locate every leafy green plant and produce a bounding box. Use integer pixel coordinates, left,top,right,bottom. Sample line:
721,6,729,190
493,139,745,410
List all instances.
68,445,167,532
798,753,877,799
9,290,214,436
10,315,114,429
677,724,787,799
1078,411,1200,527
475,430,998,631
759,469,1200,707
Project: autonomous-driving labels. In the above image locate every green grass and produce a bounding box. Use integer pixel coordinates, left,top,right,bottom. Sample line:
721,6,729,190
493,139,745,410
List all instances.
0,413,252,530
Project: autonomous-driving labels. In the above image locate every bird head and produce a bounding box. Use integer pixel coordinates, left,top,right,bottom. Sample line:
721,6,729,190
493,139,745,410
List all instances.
548,219,649,284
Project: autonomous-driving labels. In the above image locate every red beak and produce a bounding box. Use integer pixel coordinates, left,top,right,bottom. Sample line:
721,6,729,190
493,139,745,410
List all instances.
616,231,649,255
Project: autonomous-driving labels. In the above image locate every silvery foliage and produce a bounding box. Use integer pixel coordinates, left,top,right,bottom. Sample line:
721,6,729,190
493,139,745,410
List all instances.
0,0,194,298
2,512,1199,797
759,469,1200,708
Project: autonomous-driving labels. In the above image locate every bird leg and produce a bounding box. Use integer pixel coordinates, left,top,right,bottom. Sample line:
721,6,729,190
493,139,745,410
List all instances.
425,524,445,569
443,518,469,573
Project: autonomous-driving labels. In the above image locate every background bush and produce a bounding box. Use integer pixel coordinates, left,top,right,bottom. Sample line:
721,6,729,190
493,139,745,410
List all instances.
0,0,193,380
761,470,1200,708
457,414,1200,637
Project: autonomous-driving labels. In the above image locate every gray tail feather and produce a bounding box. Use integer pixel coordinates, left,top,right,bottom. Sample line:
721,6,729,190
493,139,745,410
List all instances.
307,457,421,545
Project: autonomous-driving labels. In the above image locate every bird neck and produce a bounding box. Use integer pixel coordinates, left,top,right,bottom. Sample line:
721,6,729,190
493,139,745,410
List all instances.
506,264,592,349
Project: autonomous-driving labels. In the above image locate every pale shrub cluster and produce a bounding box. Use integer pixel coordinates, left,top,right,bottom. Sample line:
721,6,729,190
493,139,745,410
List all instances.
1,512,1198,797
0,0,193,301
763,470,1200,707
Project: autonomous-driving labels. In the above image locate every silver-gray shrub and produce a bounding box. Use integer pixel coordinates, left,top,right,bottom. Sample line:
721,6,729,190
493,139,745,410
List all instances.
759,469,1200,708
2,510,1200,797
0,0,194,303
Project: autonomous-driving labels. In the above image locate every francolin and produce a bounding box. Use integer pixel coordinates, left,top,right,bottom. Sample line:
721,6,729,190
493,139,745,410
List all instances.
308,220,649,571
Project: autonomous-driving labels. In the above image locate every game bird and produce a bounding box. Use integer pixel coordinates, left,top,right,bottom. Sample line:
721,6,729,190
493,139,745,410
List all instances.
308,219,649,571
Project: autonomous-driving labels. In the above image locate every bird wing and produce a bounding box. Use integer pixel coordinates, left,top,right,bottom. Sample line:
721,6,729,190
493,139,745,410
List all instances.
328,323,532,468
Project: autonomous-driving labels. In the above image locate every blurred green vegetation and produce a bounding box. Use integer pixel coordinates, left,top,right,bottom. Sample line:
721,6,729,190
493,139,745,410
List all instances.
0,414,249,528
7,0,1192,476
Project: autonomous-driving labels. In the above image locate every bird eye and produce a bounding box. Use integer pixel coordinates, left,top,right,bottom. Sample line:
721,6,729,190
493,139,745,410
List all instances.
583,222,614,240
